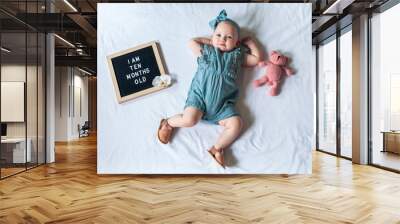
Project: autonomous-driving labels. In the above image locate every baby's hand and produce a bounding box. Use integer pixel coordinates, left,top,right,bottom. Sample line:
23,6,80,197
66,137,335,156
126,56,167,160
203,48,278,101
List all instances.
258,61,268,67
240,36,252,44
241,36,263,67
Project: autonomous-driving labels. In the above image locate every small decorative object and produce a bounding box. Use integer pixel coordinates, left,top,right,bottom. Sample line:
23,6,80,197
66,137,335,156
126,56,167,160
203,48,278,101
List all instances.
152,75,171,88
107,41,168,103
253,50,294,96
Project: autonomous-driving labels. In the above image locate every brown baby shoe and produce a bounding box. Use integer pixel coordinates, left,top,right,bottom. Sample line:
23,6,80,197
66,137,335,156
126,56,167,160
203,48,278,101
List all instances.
157,119,174,144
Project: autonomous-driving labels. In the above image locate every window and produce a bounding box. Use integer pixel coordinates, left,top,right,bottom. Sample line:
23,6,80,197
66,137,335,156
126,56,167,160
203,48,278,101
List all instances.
318,36,337,154
370,2,400,171
0,1,47,179
339,29,352,158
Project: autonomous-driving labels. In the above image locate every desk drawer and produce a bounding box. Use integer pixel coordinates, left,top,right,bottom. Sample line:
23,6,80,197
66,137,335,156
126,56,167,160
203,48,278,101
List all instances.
13,141,31,163
1,140,32,163
384,133,400,154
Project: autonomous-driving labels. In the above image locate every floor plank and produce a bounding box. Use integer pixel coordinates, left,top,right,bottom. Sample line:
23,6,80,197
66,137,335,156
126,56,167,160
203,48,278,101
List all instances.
1,135,400,223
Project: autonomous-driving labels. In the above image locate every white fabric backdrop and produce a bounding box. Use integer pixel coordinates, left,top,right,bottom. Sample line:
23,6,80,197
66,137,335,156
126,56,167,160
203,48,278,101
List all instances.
97,3,313,174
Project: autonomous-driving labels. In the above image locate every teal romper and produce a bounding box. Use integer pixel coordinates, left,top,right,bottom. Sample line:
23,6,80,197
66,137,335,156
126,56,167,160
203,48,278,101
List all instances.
184,44,244,124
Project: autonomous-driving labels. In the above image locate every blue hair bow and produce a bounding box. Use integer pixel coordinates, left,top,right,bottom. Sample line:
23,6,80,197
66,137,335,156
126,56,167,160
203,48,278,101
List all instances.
209,9,240,34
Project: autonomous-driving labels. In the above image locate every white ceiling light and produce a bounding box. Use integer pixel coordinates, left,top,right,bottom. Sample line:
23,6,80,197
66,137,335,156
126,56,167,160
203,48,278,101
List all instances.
323,0,355,15
54,34,75,48
78,67,93,76
1,47,11,53
63,0,78,12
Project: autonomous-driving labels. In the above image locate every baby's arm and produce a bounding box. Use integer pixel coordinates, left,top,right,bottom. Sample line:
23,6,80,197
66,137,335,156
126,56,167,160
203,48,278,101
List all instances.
188,37,212,57
241,37,262,67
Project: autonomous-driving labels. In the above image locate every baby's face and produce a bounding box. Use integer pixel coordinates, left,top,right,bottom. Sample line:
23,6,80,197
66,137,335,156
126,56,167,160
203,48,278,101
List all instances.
211,21,239,52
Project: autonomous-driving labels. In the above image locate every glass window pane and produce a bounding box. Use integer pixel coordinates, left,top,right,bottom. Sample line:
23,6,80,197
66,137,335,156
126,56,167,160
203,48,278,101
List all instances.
1,31,27,177
340,29,352,158
318,37,337,154
27,31,38,169
1,1,46,179
371,3,400,171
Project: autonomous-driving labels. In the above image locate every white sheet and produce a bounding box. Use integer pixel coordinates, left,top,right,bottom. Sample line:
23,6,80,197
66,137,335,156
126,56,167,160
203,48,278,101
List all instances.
97,3,313,174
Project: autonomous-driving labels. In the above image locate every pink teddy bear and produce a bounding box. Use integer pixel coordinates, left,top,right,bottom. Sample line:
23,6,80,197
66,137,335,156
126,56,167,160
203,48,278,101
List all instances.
253,51,294,96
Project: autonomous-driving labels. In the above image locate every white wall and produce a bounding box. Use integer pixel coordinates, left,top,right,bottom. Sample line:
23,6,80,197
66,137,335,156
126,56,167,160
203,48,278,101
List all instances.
72,73,89,138
55,66,69,141
1,65,26,130
55,67,89,141
1,65,27,144
1,82,25,122
1,63,46,164
1,65,38,138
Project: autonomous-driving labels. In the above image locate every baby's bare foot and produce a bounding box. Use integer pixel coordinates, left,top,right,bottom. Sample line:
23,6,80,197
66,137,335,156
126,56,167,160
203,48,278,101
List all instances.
208,146,225,168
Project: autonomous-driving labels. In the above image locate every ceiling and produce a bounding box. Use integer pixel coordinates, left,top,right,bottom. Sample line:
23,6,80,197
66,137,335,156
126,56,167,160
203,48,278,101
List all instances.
0,0,391,75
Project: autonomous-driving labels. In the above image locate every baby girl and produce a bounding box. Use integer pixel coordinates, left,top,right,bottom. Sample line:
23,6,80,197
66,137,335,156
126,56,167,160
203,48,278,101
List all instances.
157,10,262,168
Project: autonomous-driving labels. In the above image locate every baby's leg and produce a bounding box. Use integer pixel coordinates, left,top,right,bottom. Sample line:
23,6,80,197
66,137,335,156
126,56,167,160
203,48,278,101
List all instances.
214,116,243,150
167,106,203,128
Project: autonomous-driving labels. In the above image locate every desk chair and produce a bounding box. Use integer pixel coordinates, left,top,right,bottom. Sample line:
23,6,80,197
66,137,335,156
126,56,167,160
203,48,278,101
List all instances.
78,121,90,138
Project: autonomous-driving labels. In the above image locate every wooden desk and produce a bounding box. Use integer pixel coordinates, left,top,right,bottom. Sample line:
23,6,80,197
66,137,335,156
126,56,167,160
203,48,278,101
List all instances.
381,131,400,154
1,138,32,163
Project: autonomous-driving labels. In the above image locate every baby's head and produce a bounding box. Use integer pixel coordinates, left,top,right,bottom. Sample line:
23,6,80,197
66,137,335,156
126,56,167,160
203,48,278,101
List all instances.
209,10,240,52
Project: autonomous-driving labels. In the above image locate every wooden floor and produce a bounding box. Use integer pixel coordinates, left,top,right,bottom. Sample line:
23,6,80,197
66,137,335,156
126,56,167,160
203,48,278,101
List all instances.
373,150,400,171
0,167,26,178
1,135,400,223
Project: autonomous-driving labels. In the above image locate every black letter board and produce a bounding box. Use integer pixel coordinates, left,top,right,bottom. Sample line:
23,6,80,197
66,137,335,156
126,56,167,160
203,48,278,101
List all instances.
107,41,167,103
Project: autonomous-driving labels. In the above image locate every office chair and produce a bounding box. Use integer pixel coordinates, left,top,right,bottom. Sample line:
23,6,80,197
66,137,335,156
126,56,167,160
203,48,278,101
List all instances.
79,121,90,138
